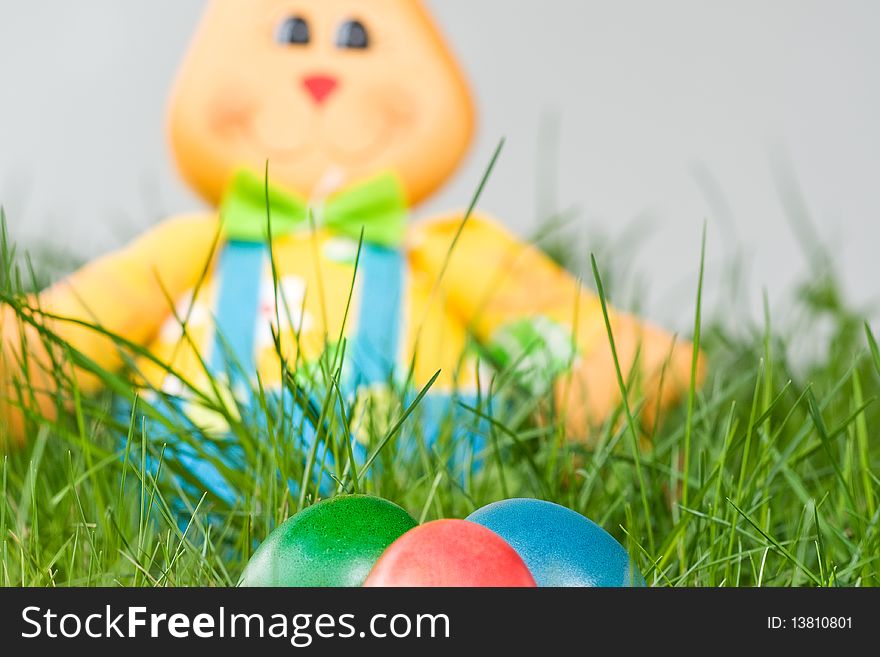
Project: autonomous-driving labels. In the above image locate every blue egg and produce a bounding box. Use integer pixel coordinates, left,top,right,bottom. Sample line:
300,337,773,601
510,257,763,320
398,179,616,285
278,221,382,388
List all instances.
467,499,646,587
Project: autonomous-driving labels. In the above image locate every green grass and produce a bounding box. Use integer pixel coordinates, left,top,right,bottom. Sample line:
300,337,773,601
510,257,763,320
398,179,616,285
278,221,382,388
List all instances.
0,159,878,588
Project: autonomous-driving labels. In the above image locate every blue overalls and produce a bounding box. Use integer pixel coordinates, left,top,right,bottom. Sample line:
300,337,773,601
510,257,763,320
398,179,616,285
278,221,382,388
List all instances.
123,238,486,509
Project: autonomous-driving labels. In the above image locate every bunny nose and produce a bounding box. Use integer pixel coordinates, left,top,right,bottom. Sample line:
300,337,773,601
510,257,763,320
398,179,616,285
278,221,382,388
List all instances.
303,75,338,104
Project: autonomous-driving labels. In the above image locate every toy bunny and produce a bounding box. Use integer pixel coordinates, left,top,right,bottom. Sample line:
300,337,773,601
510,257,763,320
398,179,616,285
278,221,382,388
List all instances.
0,0,703,497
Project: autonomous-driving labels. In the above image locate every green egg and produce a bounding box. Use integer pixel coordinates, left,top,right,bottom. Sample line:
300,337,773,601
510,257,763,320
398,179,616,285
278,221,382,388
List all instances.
239,495,418,587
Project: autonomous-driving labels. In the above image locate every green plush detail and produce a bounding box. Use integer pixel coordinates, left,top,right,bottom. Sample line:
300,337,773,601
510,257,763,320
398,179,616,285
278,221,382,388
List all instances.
488,316,578,395
220,168,408,247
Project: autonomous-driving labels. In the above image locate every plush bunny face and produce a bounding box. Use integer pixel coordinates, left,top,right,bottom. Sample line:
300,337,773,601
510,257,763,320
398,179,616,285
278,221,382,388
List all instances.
169,0,475,206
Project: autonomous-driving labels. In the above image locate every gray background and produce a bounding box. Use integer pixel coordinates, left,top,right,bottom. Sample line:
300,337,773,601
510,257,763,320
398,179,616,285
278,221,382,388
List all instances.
1,1,878,332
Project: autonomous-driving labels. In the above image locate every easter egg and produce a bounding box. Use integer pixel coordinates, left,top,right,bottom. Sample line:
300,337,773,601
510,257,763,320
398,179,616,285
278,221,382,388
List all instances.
467,499,645,587
364,519,537,587
239,495,417,587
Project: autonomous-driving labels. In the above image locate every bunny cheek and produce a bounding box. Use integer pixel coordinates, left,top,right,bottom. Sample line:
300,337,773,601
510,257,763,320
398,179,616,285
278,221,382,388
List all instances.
209,82,413,175
240,101,314,160
321,85,416,165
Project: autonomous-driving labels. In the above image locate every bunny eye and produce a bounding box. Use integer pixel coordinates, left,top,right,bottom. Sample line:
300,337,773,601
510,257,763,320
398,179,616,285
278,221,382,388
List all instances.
276,16,310,45
336,19,369,50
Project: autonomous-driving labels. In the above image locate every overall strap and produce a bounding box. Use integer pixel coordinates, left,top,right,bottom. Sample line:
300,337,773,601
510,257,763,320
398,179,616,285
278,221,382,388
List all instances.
346,244,404,390
210,240,266,381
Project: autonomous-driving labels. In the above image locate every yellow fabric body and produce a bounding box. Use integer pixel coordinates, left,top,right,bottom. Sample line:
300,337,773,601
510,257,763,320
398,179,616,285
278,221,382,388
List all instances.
1,212,702,444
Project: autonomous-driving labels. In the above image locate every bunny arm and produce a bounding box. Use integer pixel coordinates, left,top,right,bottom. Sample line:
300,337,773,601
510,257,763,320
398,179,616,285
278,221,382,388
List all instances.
407,212,706,439
0,213,219,446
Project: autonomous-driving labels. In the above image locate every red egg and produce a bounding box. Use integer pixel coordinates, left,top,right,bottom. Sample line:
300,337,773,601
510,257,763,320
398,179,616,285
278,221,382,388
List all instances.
364,519,537,587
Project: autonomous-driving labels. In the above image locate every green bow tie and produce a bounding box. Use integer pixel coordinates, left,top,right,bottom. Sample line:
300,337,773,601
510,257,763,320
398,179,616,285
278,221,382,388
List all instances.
219,168,408,247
